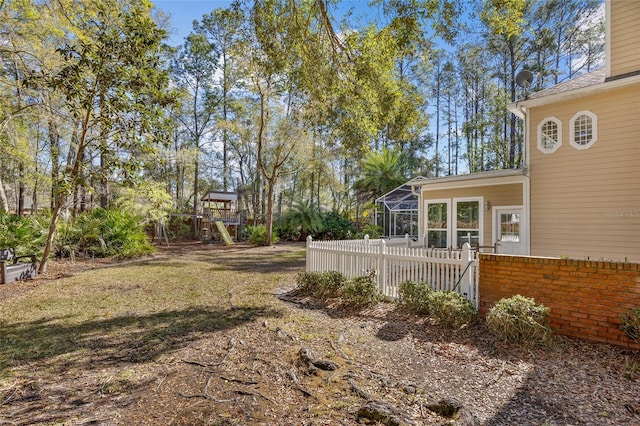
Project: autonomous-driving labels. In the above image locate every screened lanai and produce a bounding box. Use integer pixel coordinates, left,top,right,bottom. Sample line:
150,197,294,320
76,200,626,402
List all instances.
374,180,421,239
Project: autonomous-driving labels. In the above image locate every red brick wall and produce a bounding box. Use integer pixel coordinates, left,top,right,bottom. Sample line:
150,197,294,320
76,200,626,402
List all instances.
479,254,640,350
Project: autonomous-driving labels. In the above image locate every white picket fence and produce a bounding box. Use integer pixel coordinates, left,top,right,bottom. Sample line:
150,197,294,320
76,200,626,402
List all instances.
305,236,479,306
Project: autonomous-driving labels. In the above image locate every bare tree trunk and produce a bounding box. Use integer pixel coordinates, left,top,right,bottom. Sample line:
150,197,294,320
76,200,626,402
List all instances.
39,197,64,274
0,173,9,212
264,177,275,246
100,150,108,208
18,162,24,215
49,121,60,211
192,155,199,239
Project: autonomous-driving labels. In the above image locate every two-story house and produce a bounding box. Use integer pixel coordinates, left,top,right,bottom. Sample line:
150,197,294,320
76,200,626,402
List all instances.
409,0,640,262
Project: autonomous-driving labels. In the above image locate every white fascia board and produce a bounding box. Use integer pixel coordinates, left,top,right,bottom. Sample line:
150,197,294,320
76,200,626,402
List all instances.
507,74,640,114
411,169,527,192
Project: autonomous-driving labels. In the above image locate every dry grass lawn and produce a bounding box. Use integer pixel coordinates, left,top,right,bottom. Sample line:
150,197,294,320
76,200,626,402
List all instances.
0,241,638,425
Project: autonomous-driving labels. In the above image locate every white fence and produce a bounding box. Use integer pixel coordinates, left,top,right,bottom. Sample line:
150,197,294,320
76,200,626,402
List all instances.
305,236,479,306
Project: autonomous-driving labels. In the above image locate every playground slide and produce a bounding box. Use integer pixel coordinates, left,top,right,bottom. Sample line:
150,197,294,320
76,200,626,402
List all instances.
215,221,234,246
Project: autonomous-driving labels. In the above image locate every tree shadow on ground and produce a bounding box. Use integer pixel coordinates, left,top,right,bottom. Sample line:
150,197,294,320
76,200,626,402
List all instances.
205,253,306,273
0,305,283,373
277,291,640,424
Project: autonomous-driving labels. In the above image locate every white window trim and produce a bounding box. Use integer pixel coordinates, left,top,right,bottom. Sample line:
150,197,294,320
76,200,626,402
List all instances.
424,199,451,248
492,205,526,247
569,110,597,150
537,116,562,154
453,197,483,249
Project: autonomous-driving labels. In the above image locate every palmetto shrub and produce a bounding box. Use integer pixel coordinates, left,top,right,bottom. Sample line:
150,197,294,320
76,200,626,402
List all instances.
397,280,433,315
486,295,552,344
426,291,477,328
0,211,47,255
248,225,279,245
55,208,153,259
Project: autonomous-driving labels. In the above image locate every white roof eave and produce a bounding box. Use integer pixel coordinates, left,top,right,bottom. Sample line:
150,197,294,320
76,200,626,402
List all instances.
409,169,527,191
508,73,640,114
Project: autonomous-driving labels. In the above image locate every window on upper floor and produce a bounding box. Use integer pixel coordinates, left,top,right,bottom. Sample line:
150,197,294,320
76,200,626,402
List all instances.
570,111,597,149
537,117,562,154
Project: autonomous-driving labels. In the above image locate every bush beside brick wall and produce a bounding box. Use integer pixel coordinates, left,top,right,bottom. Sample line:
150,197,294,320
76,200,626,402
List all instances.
479,254,640,350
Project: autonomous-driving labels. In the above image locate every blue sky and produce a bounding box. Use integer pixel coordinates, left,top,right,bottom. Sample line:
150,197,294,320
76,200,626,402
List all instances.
152,0,379,46
153,1,233,45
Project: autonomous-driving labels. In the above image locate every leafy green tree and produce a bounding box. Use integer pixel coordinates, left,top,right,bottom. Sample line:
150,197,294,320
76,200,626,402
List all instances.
32,0,173,272
171,32,220,238
197,4,245,191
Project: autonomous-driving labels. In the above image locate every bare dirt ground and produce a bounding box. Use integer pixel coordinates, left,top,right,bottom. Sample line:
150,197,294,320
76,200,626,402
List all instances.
1,241,639,425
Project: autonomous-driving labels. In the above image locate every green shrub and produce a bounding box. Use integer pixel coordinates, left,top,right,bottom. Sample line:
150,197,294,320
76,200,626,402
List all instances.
353,224,383,239
317,271,346,298
273,216,300,242
486,295,552,344
166,214,192,240
398,280,433,314
296,271,381,308
295,271,319,295
620,308,640,341
315,212,356,240
295,271,346,298
0,211,47,255
54,208,153,259
340,275,381,307
248,225,279,245
426,291,477,328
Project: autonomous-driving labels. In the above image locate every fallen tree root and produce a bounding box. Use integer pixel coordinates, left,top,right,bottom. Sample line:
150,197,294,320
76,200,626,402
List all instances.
298,347,339,371
348,377,414,426
356,400,414,426
180,337,237,369
424,398,480,426
347,377,373,401
233,388,276,404
219,375,259,385
287,369,316,399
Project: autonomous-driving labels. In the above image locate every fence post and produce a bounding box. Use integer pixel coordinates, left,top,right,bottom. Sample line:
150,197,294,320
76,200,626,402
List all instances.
306,235,312,272
378,239,387,294
365,234,370,245
460,242,472,301
405,233,410,247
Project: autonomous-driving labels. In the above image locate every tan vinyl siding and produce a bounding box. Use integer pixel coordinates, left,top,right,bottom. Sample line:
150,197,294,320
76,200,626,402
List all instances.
421,183,523,247
528,85,640,262
610,0,640,77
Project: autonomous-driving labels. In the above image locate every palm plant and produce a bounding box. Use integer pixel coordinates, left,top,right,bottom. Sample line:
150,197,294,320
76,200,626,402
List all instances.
353,147,407,202
283,199,323,241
